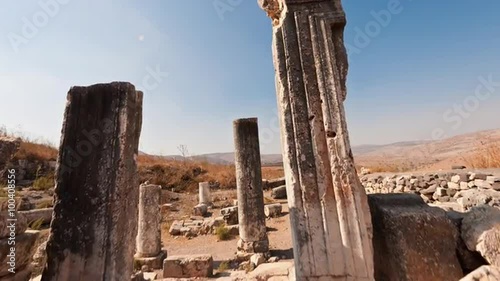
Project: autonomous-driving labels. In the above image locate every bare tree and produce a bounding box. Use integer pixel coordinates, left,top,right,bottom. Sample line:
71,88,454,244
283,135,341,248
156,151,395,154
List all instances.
177,144,190,161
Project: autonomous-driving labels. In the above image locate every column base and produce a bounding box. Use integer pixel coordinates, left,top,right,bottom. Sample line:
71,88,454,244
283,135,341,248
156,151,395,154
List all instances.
134,250,167,270
237,238,269,255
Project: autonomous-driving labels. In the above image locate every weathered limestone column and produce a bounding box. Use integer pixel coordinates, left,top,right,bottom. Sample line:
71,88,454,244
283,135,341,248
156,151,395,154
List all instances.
233,118,269,254
135,184,166,269
259,0,375,280
199,182,211,205
41,82,143,281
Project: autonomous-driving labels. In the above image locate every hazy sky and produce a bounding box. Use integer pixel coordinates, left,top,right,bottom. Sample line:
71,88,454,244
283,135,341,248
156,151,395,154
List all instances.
1,0,499,155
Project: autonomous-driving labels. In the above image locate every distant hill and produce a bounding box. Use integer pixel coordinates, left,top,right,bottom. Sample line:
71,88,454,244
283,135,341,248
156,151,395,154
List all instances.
143,128,500,170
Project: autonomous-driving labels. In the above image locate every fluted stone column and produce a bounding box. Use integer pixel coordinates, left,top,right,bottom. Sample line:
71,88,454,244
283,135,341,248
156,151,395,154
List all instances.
233,118,269,254
135,184,166,269
199,182,211,205
42,82,143,281
259,0,375,280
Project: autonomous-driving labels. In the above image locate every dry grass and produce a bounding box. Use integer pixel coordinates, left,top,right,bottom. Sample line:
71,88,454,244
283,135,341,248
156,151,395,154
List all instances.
2,124,286,192
138,155,236,192
262,166,285,179
138,155,285,192
14,142,58,162
464,141,500,168
356,160,420,173
1,125,58,162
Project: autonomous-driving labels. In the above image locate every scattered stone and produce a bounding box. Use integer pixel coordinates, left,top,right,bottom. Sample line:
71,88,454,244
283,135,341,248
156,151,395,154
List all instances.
250,253,267,268
451,174,469,183
475,179,492,189
264,203,282,218
193,203,208,217
246,261,294,280
487,176,500,184
19,207,52,225
462,205,500,266
163,255,213,278
267,257,280,263
221,206,238,225
169,223,182,236
271,185,287,200
267,177,285,190
456,189,500,211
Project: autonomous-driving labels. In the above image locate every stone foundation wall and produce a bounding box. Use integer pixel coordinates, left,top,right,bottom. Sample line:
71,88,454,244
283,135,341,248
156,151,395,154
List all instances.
361,170,500,205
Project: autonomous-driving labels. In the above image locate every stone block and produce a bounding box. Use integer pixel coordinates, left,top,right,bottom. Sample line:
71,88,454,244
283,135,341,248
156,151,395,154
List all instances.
163,255,213,278
267,177,285,189
18,208,52,225
368,194,463,281
193,204,208,217
487,176,500,184
462,205,500,267
134,250,167,270
271,185,287,199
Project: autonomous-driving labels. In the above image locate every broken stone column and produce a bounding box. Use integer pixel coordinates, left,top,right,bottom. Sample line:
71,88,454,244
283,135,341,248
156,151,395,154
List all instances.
259,0,374,279
199,182,211,205
135,184,167,269
233,118,269,254
41,82,143,281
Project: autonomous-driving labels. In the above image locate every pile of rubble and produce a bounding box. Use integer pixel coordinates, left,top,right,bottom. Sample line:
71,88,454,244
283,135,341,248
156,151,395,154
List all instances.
360,170,500,211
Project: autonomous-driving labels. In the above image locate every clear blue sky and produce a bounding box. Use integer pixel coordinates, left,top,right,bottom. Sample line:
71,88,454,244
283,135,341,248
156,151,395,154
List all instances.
1,0,499,155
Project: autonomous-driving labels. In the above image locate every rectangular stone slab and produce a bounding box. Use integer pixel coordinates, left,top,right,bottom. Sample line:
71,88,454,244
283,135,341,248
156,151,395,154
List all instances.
163,255,213,278
368,194,464,281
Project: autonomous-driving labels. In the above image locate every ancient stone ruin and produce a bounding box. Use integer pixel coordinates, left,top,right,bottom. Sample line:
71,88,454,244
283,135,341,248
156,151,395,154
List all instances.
41,82,143,281
233,118,269,255
1,1,500,281
259,0,374,279
135,184,166,269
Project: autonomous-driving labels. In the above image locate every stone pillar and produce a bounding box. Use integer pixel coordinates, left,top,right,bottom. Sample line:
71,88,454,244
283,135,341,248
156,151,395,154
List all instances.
135,184,166,269
41,82,143,281
259,1,375,280
199,182,211,205
233,118,269,254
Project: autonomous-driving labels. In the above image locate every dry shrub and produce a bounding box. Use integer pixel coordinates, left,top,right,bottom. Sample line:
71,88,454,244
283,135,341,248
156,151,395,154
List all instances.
464,142,500,168
215,226,231,241
262,166,285,179
137,155,236,192
14,142,58,162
